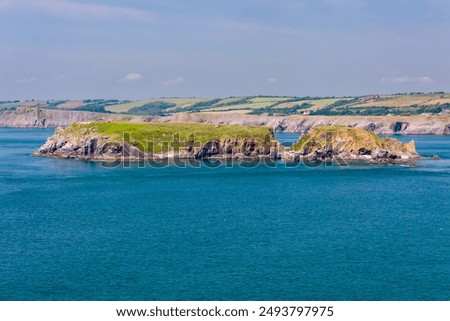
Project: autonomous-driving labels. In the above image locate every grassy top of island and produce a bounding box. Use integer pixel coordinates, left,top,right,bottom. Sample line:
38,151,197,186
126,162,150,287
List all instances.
292,126,383,150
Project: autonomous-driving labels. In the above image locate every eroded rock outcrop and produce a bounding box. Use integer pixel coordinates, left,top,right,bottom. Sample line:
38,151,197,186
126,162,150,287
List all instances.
0,107,143,128
284,126,420,163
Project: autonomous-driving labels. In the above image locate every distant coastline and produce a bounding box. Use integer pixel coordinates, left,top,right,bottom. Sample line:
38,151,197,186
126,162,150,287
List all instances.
1,106,449,135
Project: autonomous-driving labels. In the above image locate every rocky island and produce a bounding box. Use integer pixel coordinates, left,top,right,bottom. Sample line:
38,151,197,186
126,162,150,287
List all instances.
283,126,419,163
33,121,279,160
34,122,421,164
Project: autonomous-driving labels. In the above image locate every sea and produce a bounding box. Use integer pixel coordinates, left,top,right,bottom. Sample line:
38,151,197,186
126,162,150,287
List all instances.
0,128,449,301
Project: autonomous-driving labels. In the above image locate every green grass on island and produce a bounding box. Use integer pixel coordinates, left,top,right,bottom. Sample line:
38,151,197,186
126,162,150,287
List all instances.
64,121,274,153
291,126,386,151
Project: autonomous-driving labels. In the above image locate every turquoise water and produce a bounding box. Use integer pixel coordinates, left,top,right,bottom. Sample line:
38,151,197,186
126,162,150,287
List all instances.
0,128,449,301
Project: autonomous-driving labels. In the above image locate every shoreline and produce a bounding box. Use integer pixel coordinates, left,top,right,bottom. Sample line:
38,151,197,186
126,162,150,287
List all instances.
1,107,449,135
31,151,423,167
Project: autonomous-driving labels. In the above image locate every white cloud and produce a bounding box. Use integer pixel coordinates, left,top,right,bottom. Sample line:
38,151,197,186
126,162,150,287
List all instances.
15,77,36,84
381,76,433,84
125,73,143,82
267,77,279,84
52,74,66,82
162,76,184,87
417,76,433,83
0,0,153,21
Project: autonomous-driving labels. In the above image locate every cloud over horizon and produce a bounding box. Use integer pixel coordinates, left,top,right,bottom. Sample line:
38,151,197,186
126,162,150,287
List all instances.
267,77,279,84
14,77,36,85
162,76,185,87
124,73,143,82
381,76,433,84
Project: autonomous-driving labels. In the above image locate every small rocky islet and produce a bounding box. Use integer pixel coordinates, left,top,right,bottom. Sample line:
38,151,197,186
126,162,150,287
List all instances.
287,126,419,163
33,121,420,163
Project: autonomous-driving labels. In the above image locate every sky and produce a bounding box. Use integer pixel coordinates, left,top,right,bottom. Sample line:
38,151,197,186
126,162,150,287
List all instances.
0,0,449,100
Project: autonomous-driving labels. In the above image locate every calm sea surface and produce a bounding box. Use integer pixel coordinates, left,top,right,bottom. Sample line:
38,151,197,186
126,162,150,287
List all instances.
0,128,449,300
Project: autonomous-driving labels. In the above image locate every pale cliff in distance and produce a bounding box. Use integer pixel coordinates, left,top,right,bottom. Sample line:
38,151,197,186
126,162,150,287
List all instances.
161,112,450,135
2,107,449,135
0,107,143,128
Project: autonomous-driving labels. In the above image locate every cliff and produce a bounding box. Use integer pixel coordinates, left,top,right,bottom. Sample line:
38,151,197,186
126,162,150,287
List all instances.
159,112,450,135
0,107,143,128
33,121,279,160
2,107,449,135
285,126,419,163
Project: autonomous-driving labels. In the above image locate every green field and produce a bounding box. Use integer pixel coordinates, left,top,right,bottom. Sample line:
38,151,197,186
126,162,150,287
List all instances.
105,98,208,113
207,102,271,111
248,97,291,103
11,92,450,116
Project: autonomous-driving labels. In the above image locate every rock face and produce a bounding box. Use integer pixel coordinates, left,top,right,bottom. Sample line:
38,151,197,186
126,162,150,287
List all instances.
160,113,450,135
1,107,449,135
285,126,420,163
0,107,143,128
33,122,279,161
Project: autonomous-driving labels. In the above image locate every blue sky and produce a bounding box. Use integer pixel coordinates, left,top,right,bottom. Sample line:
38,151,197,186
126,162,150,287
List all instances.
1,0,449,100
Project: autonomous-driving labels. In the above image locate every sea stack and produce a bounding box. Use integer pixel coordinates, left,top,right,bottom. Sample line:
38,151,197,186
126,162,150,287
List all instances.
285,126,420,163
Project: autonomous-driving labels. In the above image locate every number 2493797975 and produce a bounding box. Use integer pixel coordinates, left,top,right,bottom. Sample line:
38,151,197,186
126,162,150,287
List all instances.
259,306,333,317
